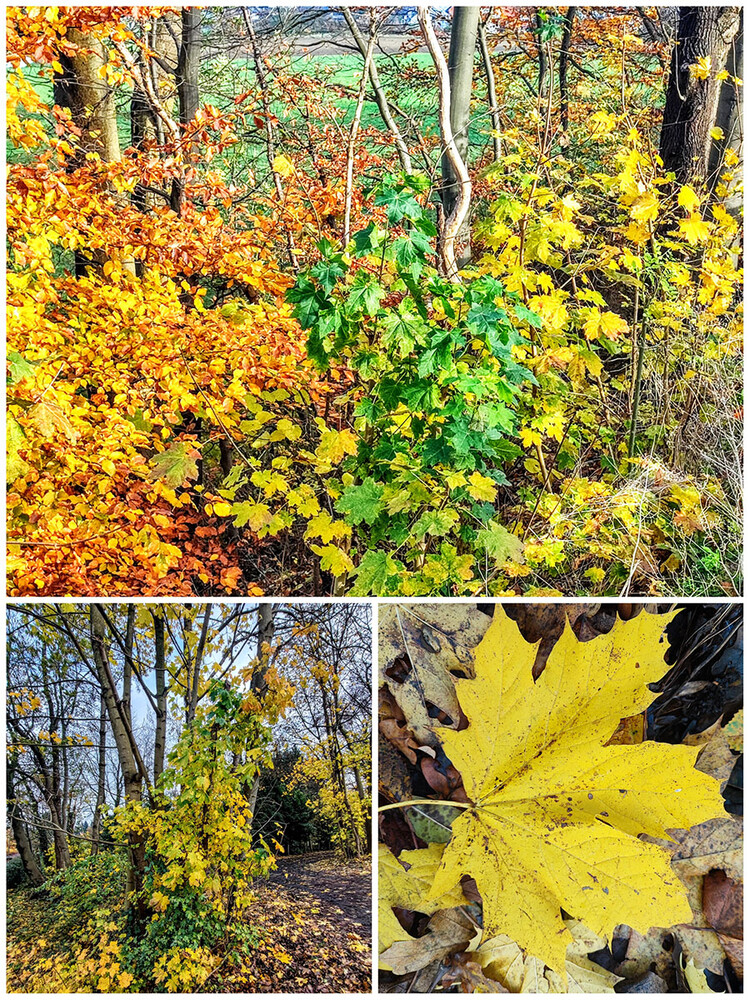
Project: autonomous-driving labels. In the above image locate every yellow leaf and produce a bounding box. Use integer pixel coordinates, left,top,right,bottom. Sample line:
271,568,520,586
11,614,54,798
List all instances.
213,501,233,517
710,126,725,142
519,427,542,449
272,154,295,178
467,471,497,503
379,843,468,954
689,56,712,80
679,214,711,245
316,427,358,466
426,608,725,978
677,185,701,213
628,191,659,223
310,544,354,576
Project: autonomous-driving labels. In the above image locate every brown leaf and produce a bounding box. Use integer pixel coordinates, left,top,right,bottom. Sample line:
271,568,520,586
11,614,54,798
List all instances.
379,604,491,744
702,870,743,978
379,907,477,975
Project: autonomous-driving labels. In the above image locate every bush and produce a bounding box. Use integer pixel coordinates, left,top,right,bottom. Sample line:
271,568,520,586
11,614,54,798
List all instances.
7,856,31,889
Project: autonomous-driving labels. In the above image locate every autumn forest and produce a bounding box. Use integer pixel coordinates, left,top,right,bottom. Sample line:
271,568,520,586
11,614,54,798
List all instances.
6,5,743,599
7,601,372,992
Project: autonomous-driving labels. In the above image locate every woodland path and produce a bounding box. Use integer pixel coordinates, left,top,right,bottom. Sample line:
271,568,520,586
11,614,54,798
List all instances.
258,850,372,933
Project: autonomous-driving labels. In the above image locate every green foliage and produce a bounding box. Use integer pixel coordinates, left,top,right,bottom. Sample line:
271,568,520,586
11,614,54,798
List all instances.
284,172,536,594
7,856,31,889
46,850,129,942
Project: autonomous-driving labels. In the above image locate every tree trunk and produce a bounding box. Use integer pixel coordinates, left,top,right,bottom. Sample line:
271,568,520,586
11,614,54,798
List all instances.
54,28,121,164
440,6,480,267
477,14,502,162
708,12,743,191
153,612,167,782
419,7,473,279
171,7,201,214
89,605,150,925
246,603,276,819
8,767,45,886
90,694,107,855
659,6,742,184
559,7,577,133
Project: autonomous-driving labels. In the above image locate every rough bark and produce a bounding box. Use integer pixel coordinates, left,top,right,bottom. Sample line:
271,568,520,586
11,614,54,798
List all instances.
659,6,742,184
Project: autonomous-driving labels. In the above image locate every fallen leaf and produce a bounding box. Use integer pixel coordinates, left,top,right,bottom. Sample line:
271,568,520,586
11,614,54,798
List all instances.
379,604,491,744
380,907,477,975
378,842,468,954
427,608,725,977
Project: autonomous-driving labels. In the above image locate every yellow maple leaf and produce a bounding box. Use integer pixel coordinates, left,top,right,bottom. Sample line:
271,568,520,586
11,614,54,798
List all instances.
426,608,725,978
315,427,358,466
679,214,711,245
378,843,468,956
689,56,712,80
677,185,701,214
310,543,354,576
628,190,659,223
272,154,295,178
467,471,497,503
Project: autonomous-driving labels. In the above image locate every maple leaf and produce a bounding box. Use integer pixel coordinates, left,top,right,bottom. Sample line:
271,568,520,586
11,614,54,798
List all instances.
148,442,200,488
378,843,468,956
427,608,726,977
379,603,492,744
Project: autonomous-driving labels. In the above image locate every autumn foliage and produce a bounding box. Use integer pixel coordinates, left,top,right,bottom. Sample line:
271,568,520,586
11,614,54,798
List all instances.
7,7,743,596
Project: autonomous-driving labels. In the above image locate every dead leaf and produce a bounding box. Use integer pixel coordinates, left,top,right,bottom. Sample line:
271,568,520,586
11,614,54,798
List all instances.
379,907,477,975
702,870,743,978
379,604,491,744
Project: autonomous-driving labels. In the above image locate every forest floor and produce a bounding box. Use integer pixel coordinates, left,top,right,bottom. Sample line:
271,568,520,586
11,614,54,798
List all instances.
217,850,372,993
259,849,372,932
6,850,372,994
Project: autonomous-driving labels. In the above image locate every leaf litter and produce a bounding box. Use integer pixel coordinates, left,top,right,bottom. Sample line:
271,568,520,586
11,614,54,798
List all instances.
379,603,742,993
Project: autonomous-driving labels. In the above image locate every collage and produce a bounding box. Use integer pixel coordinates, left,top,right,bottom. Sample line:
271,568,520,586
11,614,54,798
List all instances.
4,3,744,997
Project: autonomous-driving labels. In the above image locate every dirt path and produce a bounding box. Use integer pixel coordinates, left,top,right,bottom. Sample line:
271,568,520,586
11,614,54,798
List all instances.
258,850,371,933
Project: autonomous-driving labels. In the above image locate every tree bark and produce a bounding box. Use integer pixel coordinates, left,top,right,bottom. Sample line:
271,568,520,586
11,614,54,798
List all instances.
559,7,577,133
171,7,201,214
153,612,167,782
440,5,480,267
89,605,150,925
419,6,474,279
708,12,743,190
659,6,742,184
8,766,46,886
90,694,107,855
246,603,276,819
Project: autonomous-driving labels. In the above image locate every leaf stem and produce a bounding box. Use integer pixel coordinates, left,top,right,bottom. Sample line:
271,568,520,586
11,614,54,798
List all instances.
377,798,471,812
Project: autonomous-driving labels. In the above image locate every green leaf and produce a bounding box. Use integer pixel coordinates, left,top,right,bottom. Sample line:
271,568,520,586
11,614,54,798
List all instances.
413,509,459,540
7,352,35,384
286,277,325,329
475,520,525,564
375,186,423,225
349,550,402,596
310,257,346,294
148,442,200,488
347,273,384,316
7,416,29,482
335,477,385,525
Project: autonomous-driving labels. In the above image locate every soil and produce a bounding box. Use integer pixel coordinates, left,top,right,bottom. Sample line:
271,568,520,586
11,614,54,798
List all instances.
258,849,372,933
